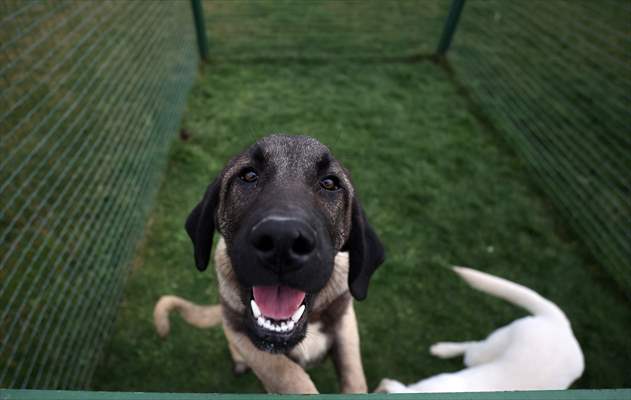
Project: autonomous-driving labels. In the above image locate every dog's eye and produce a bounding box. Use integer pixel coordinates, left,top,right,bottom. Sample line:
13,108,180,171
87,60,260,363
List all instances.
240,168,258,183
320,176,340,191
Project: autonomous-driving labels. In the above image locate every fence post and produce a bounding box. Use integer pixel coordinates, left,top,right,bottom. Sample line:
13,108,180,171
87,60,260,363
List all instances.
436,0,466,56
191,0,209,62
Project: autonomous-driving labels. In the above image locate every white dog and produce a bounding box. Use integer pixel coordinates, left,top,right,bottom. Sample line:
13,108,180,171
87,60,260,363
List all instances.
377,266,584,393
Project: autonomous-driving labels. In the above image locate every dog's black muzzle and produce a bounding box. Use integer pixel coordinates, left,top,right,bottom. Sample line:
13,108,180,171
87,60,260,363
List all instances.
228,208,335,294
250,216,317,273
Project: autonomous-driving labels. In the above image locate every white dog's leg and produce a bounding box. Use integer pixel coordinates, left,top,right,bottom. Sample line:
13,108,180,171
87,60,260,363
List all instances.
431,324,514,367
463,325,513,367
430,341,475,358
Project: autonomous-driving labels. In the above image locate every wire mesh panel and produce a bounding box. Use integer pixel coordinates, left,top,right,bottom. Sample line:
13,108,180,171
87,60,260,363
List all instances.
204,0,450,60
0,0,197,389
448,0,631,293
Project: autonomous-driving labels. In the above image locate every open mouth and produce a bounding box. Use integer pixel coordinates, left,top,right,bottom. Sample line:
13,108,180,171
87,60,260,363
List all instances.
250,285,307,334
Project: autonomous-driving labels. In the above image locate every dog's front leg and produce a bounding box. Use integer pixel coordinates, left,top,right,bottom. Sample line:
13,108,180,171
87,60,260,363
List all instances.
223,323,318,394
331,301,367,393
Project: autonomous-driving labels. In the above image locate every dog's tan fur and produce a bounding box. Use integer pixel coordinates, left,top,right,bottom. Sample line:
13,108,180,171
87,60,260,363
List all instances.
154,237,367,393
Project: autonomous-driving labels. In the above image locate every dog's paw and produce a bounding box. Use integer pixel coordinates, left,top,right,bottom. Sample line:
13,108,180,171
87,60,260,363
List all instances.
430,342,466,358
232,362,250,376
374,378,393,393
374,378,407,393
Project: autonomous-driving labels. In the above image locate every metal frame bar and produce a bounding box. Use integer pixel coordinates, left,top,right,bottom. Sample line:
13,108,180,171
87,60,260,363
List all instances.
436,0,466,56
191,0,209,61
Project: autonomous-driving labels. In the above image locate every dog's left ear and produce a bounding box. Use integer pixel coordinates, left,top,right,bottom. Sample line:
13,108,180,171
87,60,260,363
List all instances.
185,176,221,271
343,197,385,300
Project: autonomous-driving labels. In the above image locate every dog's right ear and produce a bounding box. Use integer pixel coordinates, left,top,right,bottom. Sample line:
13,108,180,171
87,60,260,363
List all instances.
185,177,221,271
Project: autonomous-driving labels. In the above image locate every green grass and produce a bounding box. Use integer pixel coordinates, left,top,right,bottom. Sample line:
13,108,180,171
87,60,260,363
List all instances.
91,58,631,392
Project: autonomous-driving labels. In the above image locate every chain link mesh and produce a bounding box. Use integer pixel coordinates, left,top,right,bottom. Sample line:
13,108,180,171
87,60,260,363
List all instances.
448,0,630,293
0,0,197,389
204,0,449,60
1,0,629,392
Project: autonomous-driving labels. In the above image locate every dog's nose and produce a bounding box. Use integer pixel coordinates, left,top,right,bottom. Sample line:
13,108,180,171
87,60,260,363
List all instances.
249,217,316,272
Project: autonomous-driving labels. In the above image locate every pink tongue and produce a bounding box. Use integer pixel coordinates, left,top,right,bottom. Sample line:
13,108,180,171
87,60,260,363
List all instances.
252,285,306,320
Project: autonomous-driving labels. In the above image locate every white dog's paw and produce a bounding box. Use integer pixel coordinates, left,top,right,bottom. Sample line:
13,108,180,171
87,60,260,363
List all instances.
430,342,467,358
374,378,408,393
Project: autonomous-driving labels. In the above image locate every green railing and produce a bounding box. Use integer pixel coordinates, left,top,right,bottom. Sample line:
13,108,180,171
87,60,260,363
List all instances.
2,389,631,400
0,0,197,390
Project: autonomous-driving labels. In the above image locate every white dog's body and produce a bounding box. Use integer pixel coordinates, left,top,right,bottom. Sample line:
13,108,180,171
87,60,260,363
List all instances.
377,267,584,393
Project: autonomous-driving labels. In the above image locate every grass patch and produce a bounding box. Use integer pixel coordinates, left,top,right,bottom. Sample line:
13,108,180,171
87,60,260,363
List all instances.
92,59,631,392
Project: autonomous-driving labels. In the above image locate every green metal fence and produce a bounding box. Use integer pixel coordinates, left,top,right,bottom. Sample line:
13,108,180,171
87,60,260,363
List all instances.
0,0,197,389
203,0,450,60
1,0,629,394
446,0,630,294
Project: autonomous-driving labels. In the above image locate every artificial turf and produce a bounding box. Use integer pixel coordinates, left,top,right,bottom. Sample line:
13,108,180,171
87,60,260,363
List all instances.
91,58,631,392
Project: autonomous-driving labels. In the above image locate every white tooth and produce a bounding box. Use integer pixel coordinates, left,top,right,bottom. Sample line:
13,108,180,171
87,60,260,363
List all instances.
250,300,261,318
257,317,265,326
264,320,272,330
291,305,305,322
274,325,281,332
287,320,295,331
280,322,287,332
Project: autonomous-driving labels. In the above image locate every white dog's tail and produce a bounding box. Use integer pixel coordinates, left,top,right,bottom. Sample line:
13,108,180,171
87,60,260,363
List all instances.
153,295,223,338
452,266,566,320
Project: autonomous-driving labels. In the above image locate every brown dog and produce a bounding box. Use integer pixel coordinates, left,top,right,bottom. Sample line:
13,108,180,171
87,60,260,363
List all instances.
154,134,385,393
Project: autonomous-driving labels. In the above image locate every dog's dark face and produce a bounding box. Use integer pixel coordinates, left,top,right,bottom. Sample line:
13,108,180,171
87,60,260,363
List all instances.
185,135,384,353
